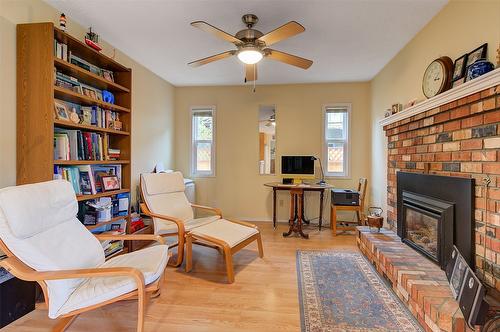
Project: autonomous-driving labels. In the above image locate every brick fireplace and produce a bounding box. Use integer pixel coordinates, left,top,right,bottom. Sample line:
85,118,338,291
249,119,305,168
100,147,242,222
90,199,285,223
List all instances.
383,80,500,298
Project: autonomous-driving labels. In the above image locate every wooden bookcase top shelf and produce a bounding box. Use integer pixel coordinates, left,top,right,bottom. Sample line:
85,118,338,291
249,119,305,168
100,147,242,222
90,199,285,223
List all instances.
54,58,130,93
54,86,131,113
53,26,130,73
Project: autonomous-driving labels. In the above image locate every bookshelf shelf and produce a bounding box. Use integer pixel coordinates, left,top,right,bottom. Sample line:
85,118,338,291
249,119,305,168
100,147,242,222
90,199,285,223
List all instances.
53,160,130,165
54,58,130,93
54,119,130,135
54,86,131,113
76,189,130,202
86,215,130,231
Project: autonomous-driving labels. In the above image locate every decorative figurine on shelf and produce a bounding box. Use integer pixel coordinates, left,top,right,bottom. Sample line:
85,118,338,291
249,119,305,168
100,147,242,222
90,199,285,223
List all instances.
366,207,384,232
85,27,102,51
102,90,115,104
59,13,67,32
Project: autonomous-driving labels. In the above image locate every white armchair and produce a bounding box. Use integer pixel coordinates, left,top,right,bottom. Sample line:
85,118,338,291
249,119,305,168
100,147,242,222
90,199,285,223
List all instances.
140,172,263,283
0,180,169,332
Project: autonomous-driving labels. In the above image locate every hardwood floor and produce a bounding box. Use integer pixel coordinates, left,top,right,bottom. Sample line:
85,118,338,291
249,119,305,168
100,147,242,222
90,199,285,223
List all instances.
3,222,358,332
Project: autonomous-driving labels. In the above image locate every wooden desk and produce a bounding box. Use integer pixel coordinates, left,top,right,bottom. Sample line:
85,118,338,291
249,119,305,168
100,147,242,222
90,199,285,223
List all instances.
264,183,332,235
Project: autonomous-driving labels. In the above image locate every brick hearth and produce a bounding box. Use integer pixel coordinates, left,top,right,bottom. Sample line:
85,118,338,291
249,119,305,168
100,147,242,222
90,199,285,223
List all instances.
357,227,469,332
383,85,500,298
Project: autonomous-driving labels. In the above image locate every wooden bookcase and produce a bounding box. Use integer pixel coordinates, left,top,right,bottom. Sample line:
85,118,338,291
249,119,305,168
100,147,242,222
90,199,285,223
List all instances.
17,22,134,255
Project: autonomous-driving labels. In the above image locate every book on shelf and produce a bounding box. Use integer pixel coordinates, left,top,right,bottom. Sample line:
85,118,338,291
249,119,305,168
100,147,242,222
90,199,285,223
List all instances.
54,40,68,61
54,164,122,195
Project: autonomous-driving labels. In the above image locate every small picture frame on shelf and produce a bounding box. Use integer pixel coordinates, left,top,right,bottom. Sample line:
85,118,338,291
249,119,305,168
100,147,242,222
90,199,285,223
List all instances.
54,102,69,121
391,103,402,114
110,223,121,231
82,108,92,125
466,43,488,68
452,53,468,82
102,70,114,82
102,176,120,192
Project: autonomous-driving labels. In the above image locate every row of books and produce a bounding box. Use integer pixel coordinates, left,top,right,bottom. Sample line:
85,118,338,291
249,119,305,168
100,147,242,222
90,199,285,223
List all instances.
54,39,115,83
54,128,120,161
54,164,122,195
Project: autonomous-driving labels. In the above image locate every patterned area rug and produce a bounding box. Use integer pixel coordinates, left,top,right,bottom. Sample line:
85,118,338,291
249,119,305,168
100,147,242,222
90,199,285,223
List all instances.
296,250,423,332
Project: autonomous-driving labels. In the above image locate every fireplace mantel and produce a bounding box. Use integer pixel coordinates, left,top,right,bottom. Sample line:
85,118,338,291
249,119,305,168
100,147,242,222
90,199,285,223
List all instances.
379,68,500,127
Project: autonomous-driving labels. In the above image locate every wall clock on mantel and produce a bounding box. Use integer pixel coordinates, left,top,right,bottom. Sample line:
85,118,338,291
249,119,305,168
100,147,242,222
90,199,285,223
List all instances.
422,56,453,98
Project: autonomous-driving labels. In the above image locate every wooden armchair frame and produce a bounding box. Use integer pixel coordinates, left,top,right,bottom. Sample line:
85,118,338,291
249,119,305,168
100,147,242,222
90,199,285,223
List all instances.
139,202,222,267
0,234,167,332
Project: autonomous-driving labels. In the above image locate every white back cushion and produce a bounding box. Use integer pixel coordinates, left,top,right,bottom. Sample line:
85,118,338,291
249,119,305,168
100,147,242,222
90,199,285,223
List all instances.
141,172,194,228
0,180,105,318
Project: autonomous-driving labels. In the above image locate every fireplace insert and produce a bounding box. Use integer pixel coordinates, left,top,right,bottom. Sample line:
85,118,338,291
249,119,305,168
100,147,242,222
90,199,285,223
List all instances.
397,172,474,269
401,191,454,268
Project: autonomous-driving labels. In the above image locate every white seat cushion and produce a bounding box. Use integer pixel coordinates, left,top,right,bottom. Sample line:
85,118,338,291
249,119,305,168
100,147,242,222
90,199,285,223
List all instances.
57,244,169,317
190,219,259,248
156,215,219,235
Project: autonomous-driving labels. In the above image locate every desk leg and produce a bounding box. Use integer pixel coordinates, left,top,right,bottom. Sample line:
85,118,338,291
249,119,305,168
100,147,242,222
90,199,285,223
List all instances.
319,189,324,231
273,188,277,229
283,191,295,237
301,193,310,224
297,191,309,239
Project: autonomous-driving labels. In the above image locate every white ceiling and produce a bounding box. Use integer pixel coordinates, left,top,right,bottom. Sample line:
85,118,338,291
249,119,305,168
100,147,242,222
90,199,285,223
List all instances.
45,0,447,86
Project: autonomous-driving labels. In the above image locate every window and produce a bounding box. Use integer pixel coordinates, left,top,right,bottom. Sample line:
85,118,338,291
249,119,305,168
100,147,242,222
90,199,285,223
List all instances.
323,104,350,177
191,107,215,176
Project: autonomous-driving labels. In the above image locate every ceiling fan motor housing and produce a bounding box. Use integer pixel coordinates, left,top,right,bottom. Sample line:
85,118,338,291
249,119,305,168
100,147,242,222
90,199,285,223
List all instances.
242,14,258,27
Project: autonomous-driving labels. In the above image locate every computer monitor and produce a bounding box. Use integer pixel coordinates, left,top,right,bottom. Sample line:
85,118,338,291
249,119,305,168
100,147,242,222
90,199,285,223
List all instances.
281,156,315,183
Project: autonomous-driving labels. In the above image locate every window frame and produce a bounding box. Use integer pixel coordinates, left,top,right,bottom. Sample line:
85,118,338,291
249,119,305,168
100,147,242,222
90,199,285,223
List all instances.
322,103,351,178
191,106,216,177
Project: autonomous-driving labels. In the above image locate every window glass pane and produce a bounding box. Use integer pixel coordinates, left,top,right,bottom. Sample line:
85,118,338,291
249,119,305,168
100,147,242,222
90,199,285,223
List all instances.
194,114,213,140
196,142,212,172
327,142,344,173
326,111,346,139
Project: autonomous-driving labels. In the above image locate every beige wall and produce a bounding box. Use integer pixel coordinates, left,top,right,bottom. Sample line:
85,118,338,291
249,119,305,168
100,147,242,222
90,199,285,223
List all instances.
370,0,500,217
0,0,175,203
175,83,371,221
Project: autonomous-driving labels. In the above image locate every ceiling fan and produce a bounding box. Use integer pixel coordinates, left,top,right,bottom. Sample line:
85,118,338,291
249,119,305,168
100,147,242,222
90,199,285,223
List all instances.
188,14,313,82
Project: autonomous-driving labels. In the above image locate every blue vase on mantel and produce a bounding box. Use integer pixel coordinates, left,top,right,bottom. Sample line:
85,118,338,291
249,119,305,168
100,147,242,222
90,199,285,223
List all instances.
466,59,495,81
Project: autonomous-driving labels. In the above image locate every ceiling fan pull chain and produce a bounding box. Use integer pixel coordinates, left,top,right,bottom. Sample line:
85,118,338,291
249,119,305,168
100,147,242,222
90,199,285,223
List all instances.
253,65,256,92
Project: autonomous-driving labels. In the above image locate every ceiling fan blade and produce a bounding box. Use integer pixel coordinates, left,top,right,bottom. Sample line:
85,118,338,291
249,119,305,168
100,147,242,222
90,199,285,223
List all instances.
265,49,313,69
245,64,257,82
188,50,235,67
257,21,305,46
191,21,243,45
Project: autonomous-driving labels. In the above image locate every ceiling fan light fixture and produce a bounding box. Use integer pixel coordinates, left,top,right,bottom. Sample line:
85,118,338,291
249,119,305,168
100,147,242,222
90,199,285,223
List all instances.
237,47,263,64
